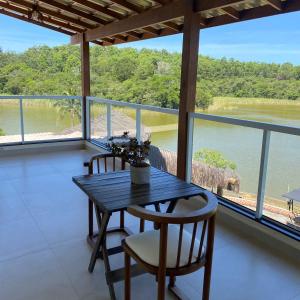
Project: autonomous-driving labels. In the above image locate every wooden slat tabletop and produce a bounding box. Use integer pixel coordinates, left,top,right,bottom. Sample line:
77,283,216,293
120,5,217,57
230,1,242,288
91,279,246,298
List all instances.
72,167,204,212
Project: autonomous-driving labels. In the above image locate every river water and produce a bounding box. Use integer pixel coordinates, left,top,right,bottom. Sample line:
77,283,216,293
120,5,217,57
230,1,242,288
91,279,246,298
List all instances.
1,101,299,200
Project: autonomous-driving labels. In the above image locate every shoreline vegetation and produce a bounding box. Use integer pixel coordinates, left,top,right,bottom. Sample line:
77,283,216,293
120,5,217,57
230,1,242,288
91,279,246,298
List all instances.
1,95,300,108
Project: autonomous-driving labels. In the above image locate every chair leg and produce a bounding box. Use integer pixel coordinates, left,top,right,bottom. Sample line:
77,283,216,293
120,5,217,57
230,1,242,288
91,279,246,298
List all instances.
168,275,176,288
202,216,216,300
125,252,131,300
203,265,212,300
157,272,166,300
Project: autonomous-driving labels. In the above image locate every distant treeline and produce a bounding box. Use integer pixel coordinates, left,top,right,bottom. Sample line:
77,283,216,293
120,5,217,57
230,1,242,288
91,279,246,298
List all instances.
0,45,300,109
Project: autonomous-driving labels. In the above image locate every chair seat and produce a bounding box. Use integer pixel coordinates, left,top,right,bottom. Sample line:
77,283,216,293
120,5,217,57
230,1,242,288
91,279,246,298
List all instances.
125,224,203,268
173,196,207,214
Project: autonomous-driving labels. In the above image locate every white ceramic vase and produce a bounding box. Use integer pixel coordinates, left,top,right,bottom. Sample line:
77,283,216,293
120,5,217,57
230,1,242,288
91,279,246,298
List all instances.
130,164,151,184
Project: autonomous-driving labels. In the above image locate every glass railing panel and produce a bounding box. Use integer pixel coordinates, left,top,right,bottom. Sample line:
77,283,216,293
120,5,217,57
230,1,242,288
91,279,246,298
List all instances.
23,98,82,142
90,101,107,143
264,132,300,232
142,110,178,176
111,105,137,138
0,98,22,144
191,118,262,212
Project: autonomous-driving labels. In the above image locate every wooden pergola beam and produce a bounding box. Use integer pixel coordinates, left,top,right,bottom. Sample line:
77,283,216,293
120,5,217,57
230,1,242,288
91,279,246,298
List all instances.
0,8,74,35
0,1,85,33
71,1,184,43
10,0,94,29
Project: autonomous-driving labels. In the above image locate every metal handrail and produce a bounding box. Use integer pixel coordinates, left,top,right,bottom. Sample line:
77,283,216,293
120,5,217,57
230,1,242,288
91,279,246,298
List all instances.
86,96,179,115
192,112,300,136
0,95,82,100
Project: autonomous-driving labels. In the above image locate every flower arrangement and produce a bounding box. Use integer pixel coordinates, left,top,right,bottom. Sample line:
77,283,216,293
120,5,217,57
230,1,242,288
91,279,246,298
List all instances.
110,132,151,168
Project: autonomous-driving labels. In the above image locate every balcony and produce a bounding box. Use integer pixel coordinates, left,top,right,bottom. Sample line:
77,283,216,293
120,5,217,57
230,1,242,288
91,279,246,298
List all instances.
1,147,300,300
0,95,299,299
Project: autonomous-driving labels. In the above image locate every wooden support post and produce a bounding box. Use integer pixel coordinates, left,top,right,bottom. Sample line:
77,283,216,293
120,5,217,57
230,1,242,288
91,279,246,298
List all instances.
176,2,200,180
81,33,90,140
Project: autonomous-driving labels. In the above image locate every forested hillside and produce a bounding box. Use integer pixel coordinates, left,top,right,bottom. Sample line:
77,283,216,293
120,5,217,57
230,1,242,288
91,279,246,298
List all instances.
1,45,300,109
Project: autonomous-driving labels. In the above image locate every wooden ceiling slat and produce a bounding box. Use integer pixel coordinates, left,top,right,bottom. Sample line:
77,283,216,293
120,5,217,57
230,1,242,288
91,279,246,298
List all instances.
222,7,240,19
38,0,109,25
266,0,283,11
9,0,94,29
142,26,160,35
109,0,144,13
126,30,143,39
163,21,182,31
195,0,248,12
0,8,74,35
71,0,125,19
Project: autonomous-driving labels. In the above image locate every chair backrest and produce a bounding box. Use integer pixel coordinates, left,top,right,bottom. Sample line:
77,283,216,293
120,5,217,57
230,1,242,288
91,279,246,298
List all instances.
127,191,218,270
84,153,125,175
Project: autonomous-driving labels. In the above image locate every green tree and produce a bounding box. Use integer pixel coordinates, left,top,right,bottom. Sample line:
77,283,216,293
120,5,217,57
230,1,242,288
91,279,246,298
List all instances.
0,128,5,136
196,85,213,110
193,148,237,170
54,99,81,128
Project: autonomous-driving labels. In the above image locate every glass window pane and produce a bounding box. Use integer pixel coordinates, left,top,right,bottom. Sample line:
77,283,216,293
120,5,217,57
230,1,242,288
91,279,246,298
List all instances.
142,110,178,176
264,132,300,232
0,99,21,144
191,118,262,212
90,102,107,142
111,106,137,138
23,98,82,142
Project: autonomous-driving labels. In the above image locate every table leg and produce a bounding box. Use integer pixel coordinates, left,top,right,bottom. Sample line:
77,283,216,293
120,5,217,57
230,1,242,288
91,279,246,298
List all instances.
88,198,94,238
88,208,110,273
166,199,179,213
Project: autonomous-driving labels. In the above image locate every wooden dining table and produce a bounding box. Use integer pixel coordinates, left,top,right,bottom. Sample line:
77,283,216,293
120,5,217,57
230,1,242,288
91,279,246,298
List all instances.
72,167,205,299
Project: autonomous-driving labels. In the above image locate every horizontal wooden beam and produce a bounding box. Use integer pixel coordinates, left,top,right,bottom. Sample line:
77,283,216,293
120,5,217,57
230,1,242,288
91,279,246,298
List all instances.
71,1,184,43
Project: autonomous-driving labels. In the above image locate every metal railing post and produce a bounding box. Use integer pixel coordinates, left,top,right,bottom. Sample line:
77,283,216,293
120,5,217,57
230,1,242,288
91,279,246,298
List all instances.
186,112,194,183
19,97,25,143
256,129,271,219
85,97,91,140
136,108,141,142
107,103,112,139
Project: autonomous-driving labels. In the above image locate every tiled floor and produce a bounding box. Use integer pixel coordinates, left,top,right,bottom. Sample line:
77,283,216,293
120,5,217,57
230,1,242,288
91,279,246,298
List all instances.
0,148,299,300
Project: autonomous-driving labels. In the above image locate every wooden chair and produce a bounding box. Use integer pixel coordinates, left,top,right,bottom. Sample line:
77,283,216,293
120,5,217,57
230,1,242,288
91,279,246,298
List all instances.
83,153,127,247
122,191,218,300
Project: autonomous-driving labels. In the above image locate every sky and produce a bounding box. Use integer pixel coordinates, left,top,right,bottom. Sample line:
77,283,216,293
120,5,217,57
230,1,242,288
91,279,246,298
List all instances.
1,11,300,64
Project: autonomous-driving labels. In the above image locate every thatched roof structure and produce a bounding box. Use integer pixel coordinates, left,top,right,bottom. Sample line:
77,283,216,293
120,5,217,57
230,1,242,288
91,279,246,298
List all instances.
149,146,240,192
